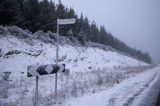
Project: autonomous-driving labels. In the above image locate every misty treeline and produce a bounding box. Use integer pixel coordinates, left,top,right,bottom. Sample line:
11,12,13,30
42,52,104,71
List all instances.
0,0,151,63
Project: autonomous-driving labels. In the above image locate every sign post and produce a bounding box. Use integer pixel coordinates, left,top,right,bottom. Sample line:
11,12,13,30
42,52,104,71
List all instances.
55,19,59,104
27,64,65,106
35,76,39,106
55,18,76,103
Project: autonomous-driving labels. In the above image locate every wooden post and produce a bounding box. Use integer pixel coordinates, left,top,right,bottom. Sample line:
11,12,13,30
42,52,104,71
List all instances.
35,76,39,106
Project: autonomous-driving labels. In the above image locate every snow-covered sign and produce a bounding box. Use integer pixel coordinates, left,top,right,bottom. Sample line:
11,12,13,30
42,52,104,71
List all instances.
57,18,76,25
27,64,65,77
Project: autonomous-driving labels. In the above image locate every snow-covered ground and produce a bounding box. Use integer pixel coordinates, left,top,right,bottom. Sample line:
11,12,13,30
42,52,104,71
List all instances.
0,26,156,106
64,66,160,106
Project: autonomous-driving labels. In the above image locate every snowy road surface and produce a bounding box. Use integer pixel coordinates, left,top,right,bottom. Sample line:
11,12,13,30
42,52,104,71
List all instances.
156,93,160,106
64,66,160,106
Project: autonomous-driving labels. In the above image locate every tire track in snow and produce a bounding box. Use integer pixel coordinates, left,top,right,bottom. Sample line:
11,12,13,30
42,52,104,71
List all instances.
123,73,158,106
108,72,158,106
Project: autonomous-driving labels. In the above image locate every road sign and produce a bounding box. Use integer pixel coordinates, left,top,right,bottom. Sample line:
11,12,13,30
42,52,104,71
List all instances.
57,18,76,25
27,64,65,77
54,18,75,104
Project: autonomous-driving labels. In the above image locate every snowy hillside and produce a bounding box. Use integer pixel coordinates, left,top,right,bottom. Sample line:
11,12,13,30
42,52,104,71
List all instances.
0,26,155,106
0,28,147,78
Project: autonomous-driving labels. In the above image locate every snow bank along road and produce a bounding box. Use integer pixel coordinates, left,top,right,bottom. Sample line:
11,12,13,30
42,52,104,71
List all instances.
65,66,160,106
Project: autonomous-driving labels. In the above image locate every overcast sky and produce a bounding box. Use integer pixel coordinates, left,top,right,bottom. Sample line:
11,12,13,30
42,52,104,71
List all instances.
54,0,160,63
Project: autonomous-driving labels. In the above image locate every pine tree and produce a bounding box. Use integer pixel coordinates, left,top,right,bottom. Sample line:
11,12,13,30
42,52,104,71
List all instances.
37,0,56,32
77,30,86,45
99,26,107,44
49,0,56,32
0,0,20,25
56,0,67,19
23,0,40,32
90,21,99,42
15,0,25,27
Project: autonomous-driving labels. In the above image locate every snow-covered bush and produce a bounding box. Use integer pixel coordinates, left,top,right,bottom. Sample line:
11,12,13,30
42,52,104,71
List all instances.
33,30,55,44
0,25,9,36
96,72,104,86
7,26,31,38
47,31,56,41
0,80,9,98
69,36,80,45
86,42,115,51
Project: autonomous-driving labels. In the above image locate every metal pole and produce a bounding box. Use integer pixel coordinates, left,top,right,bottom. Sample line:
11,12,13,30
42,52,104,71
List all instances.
55,19,59,104
35,76,39,106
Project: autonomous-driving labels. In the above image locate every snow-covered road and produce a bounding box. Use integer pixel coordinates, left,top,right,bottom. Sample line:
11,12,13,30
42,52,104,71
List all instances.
64,66,160,106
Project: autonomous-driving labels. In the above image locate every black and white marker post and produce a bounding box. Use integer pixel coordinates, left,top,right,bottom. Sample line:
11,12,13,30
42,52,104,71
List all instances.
55,18,76,104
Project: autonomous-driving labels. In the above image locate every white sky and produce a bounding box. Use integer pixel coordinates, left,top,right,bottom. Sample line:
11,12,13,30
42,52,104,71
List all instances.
54,0,160,63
